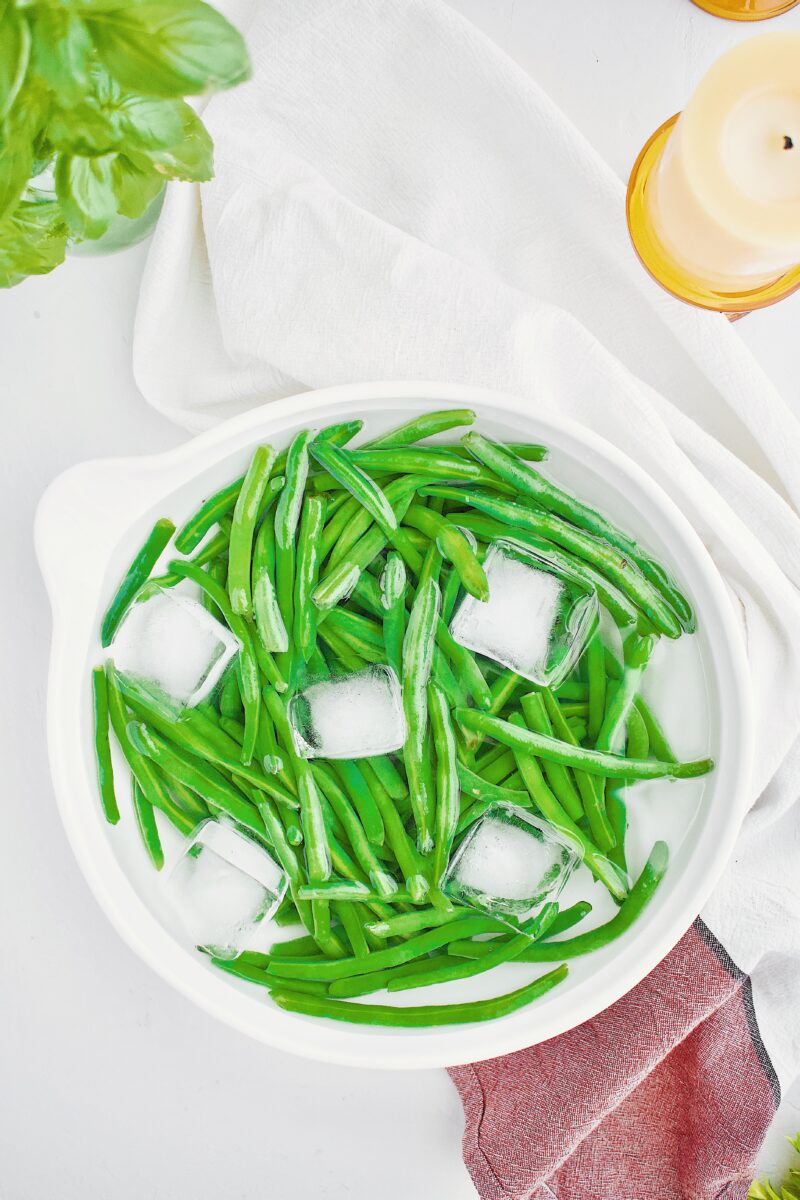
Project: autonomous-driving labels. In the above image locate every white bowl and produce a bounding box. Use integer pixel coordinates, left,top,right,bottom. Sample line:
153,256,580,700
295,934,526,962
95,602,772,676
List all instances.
35,381,752,1070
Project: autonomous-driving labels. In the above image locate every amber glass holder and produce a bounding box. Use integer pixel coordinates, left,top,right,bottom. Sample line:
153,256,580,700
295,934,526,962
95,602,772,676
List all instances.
690,0,799,20
626,113,800,314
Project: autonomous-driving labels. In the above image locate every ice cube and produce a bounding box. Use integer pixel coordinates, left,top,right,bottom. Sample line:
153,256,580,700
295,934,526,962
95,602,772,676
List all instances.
166,820,287,959
287,665,406,759
449,540,597,687
444,803,578,925
109,586,239,708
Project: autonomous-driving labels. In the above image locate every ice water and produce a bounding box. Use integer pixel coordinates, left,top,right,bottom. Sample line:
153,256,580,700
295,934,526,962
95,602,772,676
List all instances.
449,540,598,687
287,665,407,759
109,586,239,707
166,821,287,959
444,803,578,926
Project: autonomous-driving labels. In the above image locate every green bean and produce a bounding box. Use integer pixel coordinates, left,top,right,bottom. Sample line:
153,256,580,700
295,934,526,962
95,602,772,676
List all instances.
322,496,361,561
379,553,406,678
169,558,262,764
330,760,384,847
298,881,374,901
335,901,370,959
363,408,476,450
519,692,583,823
402,577,440,852
175,476,244,554
445,442,548,463
366,907,498,939
392,902,560,992
367,754,407,803
634,696,676,762
328,954,464,999
104,668,198,836
545,900,592,937
92,666,120,824
252,517,288,654
425,486,680,637
270,933,320,958
218,668,244,719
295,759,331,883
315,419,364,447
101,518,175,646
605,784,628,874
457,709,713,781
115,671,299,812
294,495,326,662
127,721,265,836
132,778,164,869
228,445,276,617
266,914,518,982
429,682,460,883
350,448,490,482
435,619,492,710
596,633,657,755
461,432,694,631
338,763,428,903
440,563,461,626
626,704,650,760
455,758,532,816
313,479,422,609
311,764,396,896
141,524,232,602
443,510,639,630
541,689,598,816
310,437,397,531
508,714,627,899
317,624,367,671
555,681,589,701
273,430,313,677
586,634,606,742
403,504,489,601
463,669,522,756
269,964,567,1026
449,842,668,962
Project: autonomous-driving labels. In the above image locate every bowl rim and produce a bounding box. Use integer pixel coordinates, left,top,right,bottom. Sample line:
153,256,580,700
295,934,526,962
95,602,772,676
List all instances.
35,380,753,1070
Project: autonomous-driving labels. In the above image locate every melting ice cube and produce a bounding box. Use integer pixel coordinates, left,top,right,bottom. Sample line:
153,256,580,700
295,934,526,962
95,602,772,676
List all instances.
449,540,597,687
287,665,406,759
444,803,578,925
166,821,287,959
109,586,239,708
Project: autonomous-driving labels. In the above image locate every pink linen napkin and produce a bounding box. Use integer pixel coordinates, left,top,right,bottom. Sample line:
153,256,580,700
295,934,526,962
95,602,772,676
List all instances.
450,919,779,1200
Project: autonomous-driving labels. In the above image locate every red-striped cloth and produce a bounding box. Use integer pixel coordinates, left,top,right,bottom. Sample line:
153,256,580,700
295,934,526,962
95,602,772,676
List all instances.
450,920,779,1200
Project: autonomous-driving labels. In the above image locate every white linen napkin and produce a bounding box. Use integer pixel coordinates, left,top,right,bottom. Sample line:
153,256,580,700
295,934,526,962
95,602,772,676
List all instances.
134,0,800,1100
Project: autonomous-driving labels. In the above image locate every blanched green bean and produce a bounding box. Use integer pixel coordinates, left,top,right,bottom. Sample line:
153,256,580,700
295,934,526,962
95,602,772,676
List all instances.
228,445,276,617
269,964,568,1026
101,518,175,646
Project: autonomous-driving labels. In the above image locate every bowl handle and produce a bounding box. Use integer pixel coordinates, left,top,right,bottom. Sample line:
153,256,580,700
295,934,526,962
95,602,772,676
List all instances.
35,458,163,608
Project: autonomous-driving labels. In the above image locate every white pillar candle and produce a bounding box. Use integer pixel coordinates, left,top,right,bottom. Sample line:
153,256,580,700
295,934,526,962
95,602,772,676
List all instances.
650,33,800,291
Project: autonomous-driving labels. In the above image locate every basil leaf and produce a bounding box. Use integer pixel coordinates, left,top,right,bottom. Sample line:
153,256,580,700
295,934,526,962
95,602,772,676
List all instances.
147,101,212,181
0,78,48,221
47,98,122,155
30,8,92,103
55,151,117,238
86,0,250,99
0,1,31,122
117,96,184,150
0,196,68,288
110,152,163,218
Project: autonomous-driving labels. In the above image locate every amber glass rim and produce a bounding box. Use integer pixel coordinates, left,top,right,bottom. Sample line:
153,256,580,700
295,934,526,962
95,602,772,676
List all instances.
689,0,799,20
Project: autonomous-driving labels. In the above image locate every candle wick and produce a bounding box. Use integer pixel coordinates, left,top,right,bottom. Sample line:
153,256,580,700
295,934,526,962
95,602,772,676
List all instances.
783,135,794,151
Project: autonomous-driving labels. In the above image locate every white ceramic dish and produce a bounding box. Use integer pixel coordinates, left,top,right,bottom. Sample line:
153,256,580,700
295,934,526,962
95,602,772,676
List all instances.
35,381,752,1070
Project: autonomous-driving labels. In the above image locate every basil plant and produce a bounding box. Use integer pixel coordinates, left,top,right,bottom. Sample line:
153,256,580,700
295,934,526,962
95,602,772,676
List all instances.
0,0,250,287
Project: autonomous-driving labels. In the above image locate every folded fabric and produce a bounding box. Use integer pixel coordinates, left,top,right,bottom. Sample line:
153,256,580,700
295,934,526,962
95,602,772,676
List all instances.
133,2,800,1195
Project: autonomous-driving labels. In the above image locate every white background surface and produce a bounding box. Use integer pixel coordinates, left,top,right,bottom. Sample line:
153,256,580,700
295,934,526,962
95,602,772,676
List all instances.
2,1,800,1196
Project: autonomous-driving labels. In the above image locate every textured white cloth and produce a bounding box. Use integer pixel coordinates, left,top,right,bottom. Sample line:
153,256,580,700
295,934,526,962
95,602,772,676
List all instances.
134,0,800,1088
